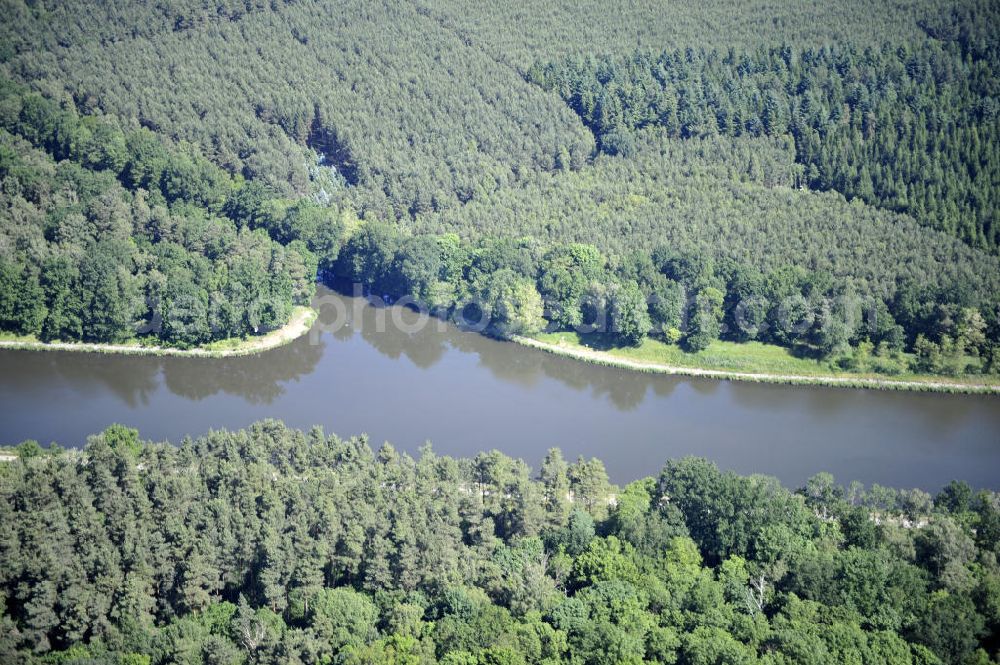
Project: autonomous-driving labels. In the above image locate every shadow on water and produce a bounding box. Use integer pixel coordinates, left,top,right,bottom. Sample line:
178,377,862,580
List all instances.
358,312,448,369
321,283,672,411
0,349,161,408
375,304,659,411
0,326,326,409
161,335,326,404
1,283,998,490
317,286,449,369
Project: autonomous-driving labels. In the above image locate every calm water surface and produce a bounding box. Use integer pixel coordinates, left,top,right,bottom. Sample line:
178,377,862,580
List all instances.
1,285,998,490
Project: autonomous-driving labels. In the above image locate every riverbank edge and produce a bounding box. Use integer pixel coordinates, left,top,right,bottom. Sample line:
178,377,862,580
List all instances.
0,306,317,358
2,299,996,393
511,335,1000,394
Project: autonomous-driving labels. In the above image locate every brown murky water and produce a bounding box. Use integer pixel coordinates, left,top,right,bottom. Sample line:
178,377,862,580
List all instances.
1,285,998,490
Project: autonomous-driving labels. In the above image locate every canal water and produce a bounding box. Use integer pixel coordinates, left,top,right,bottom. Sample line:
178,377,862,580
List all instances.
1,285,997,490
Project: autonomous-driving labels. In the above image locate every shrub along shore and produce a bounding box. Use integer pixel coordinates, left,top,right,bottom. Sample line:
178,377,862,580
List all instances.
0,306,316,358
4,287,996,394
515,333,1000,394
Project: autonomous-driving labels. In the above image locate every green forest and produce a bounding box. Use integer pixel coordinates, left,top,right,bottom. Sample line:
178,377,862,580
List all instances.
0,0,1000,374
528,40,1000,251
1,0,999,375
0,80,327,347
0,421,998,664
1,1,999,662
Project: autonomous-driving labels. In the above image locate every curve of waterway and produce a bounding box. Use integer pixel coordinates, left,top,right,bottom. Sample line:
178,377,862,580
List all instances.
1,285,997,490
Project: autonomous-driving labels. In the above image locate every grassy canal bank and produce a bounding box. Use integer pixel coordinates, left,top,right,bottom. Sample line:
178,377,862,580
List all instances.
0,307,317,358
3,298,997,394
516,332,1000,394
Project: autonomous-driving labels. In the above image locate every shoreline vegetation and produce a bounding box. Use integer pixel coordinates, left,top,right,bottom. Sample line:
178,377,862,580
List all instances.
0,306,316,358
2,1,1000,398
3,293,998,393
2,422,996,664
515,332,1000,394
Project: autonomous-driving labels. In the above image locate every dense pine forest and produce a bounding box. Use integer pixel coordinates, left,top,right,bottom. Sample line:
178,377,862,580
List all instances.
1,0,999,375
2,2,1000,662
0,421,998,664
528,40,1000,251
0,0,1000,374
0,89,320,346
